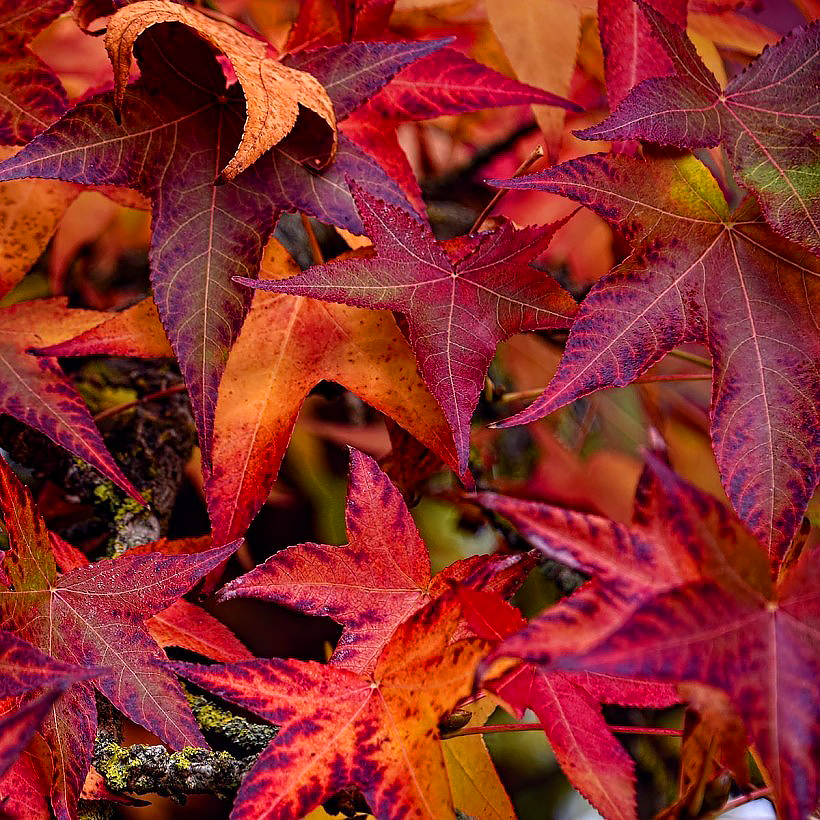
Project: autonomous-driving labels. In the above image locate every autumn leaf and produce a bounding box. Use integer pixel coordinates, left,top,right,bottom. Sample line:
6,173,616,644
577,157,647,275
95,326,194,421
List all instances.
50,531,253,663
458,585,678,820
106,0,337,181
0,630,95,699
239,185,578,472
597,0,686,108
175,593,489,819
493,153,820,562
485,460,819,820
0,297,140,499
0,689,74,787
0,147,80,298
218,449,531,674
0,457,239,818
37,239,463,544
484,0,588,160
0,0,69,143
0,23,444,469
579,6,820,252
206,241,464,544
440,696,515,820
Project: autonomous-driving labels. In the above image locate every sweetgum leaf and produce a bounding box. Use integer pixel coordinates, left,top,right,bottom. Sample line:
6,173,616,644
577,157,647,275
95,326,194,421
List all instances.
579,6,820,252
485,461,819,820
0,735,51,818
175,594,489,820
106,0,337,181
38,239,462,544
459,586,678,820
493,153,820,562
0,148,79,299
0,25,439,468
49,532,252,663
598,0,686,107
0,298,139,499
206,238,462,544
0,457,239,818
0,634,99,789
239,186,578,472
0,0,70,143
219,449,531,674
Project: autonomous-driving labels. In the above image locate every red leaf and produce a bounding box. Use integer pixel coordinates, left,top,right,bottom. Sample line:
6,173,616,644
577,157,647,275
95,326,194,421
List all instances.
219,449,530,674
0,0,69,143
175,594,489,819
0,630,93,698
0,738,50,818
36,240,462,544
579,7,820,252
598,0,686,108
486,461,819,819
239,187,577,472
0,631,98,784
459,586,678,820
147,599,253,663
0,25,441,468
0,458,239,818
493,153,820,562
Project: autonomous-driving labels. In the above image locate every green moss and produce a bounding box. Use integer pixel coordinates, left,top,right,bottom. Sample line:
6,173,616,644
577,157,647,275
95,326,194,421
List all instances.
94,743,131,791
186,691,277,755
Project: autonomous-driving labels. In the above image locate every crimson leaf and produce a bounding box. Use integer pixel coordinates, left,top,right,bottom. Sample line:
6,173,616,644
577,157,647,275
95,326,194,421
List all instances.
0,456,238,817
238,185,577,472
0,25,443,468
484,461,819,820
492,153,820,562
579,5,820,252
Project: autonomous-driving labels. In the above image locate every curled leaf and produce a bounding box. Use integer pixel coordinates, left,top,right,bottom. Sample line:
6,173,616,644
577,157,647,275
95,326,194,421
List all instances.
105,0,337,180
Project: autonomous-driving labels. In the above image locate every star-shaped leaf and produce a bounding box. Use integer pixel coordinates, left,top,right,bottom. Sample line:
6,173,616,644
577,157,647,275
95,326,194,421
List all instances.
0,456,239,818
49,531,253,663
38,239,463,543
0,630,94,699
486,460,819,820
239,186,578,472
219,448,532,674
0,22,445,468
0,631,99,784
175,593,489,819
0,297,139,498
459,585,679,820
578,5,820,252
493,153,820,562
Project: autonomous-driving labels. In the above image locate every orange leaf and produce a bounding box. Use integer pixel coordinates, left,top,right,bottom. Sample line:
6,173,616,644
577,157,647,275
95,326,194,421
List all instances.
176,594,488,819
105,0,337,181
